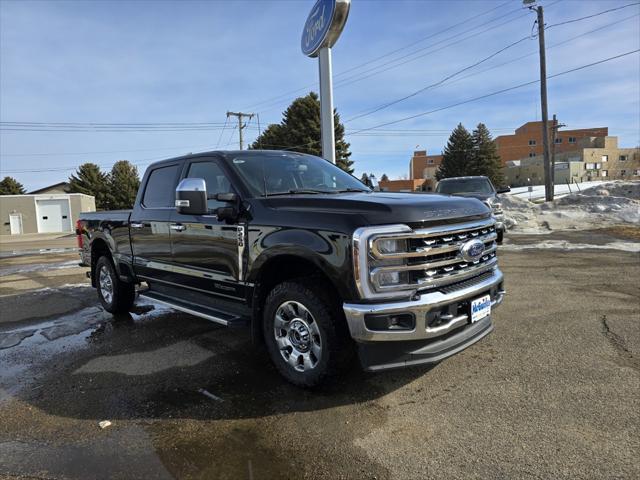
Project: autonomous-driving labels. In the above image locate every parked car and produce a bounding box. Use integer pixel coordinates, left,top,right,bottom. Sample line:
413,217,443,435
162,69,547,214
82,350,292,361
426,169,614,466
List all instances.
78,151,505,387
435,176,510,243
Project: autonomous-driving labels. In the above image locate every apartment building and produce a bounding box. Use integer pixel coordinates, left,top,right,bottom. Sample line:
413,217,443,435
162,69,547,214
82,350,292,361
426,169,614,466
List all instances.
495,121,608,165
503,136,640,187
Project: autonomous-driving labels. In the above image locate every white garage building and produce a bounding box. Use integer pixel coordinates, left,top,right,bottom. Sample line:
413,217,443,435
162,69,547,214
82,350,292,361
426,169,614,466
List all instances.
0,182,96,236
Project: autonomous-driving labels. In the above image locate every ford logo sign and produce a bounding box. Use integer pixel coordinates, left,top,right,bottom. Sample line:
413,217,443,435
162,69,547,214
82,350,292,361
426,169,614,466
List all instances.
301,0,351,58
460,239,485,262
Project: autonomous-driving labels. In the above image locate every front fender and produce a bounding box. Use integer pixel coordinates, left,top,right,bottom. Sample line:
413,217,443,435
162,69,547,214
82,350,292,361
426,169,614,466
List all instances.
247,226,356,300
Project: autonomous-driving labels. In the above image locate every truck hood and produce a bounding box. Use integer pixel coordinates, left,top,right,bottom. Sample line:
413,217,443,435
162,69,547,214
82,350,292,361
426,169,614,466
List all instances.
264,191,490,226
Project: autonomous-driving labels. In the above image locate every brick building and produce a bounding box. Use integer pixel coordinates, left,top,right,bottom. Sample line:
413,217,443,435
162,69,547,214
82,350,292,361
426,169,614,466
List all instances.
409,150,443,190
495,120,609,165
503,136,640,187
495,120,608,165
378,179,427,192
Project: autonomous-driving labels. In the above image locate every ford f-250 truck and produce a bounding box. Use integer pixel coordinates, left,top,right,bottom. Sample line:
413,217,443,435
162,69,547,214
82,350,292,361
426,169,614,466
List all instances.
78,150,505,386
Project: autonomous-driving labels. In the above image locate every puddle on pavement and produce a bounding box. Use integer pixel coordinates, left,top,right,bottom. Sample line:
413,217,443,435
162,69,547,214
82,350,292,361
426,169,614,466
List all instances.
0,300,178,396
150,423,297,480
0,259,81,277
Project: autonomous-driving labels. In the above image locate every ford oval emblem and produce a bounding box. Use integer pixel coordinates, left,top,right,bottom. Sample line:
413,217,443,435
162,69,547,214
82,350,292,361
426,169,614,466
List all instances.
460,239,485,262
301,0,351,57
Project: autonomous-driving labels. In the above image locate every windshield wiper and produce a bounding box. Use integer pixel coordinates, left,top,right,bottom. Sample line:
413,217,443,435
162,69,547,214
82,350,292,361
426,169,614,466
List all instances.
265,189,332,196
335,188,370,193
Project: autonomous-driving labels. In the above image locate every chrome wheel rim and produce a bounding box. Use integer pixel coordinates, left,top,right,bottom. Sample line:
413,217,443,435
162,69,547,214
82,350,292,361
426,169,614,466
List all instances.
98,265,114,305
274,301,322,372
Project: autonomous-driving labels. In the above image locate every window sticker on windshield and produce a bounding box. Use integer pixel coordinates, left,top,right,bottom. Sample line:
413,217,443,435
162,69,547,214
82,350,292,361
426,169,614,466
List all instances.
233,159,245,164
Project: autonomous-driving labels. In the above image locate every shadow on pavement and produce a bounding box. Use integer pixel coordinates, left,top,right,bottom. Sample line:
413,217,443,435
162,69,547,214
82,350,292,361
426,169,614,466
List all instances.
9,302,435,424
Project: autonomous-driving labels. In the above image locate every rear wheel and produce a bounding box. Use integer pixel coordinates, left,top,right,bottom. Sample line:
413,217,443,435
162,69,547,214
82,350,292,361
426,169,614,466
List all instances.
263,280,353,387
96,256,135,314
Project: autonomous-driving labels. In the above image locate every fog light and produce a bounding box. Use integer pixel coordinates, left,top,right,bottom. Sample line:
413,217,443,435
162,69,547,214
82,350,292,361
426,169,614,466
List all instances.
379,271,400,286
377,270,409,287
365,313,415,331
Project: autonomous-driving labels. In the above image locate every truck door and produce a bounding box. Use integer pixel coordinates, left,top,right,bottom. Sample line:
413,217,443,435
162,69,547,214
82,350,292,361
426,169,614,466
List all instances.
169,158,247,302
130,162,181,284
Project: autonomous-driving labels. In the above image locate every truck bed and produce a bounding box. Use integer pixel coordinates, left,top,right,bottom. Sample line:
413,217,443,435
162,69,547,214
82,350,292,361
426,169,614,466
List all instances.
79,210,132,223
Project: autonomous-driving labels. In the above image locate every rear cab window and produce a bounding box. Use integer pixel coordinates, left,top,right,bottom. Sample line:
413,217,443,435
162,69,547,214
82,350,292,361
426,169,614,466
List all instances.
142,164,180,208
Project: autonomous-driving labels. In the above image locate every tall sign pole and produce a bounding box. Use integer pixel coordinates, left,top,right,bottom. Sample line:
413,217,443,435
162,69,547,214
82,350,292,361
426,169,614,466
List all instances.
301,0,351,164
318,48,336,164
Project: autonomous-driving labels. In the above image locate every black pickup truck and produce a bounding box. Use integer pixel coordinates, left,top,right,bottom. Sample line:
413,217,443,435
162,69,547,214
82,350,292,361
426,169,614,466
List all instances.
78,150,505,386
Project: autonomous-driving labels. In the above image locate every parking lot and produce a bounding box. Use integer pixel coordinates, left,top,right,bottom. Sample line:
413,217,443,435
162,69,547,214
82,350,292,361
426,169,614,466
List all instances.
1,230,638,480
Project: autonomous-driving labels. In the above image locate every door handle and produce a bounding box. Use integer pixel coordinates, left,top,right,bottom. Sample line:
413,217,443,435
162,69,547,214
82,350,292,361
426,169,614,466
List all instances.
170,224,186,232
130,223,144,229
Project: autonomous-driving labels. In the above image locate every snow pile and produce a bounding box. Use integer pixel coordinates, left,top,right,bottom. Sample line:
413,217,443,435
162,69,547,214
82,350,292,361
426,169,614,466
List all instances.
499,181,640,233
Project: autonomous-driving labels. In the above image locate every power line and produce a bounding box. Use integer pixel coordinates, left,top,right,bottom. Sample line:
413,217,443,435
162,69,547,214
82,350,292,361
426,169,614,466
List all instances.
214,116,229,149
545,2,640,29
345,4,639,125
345,34,534,123
0,121,227,126
252,1,567,116
414,12,640,95
240,1,515,111
0,142,222,158
346,49,640,135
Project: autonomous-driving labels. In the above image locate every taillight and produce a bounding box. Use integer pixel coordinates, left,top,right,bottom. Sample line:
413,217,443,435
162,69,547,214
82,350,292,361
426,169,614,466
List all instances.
76,220,84,248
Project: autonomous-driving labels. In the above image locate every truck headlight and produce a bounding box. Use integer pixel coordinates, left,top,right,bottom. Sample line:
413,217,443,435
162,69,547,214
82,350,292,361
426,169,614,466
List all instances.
353,224,413,300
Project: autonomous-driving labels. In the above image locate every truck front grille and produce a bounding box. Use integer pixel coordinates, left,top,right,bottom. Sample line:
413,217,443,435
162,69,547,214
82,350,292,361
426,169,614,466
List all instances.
369,218,498,293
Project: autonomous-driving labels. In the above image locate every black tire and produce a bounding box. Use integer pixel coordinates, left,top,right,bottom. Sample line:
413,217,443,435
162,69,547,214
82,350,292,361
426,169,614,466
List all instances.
263,279,353,387
496,229,504,244
95,255,135,314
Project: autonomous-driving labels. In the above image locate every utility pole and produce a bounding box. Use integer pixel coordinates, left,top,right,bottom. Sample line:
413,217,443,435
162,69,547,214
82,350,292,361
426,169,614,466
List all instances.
527,1,552,201
550,114,566,194
226,111,254,150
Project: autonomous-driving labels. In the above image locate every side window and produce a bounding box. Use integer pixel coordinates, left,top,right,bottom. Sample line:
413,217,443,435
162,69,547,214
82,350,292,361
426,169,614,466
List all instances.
186,161,232,210
142,164,180,208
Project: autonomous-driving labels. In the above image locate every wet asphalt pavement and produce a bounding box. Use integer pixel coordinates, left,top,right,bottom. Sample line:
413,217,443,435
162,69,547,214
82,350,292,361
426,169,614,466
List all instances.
0,231,638,479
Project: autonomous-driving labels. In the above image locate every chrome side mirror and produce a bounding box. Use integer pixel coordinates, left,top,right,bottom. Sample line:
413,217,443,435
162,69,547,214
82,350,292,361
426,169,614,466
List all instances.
175,178,208,216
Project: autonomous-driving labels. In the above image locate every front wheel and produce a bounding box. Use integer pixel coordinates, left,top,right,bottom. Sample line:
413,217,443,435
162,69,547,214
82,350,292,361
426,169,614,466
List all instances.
95,256,135,314
496,229,504,244
263,280,353,387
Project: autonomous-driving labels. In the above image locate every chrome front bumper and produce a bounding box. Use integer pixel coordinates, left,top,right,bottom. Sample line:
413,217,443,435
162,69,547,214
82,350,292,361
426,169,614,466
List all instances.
343,267,505,343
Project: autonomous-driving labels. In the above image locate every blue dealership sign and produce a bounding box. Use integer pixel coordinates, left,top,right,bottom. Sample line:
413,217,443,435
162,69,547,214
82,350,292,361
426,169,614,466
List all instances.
301,0,350,58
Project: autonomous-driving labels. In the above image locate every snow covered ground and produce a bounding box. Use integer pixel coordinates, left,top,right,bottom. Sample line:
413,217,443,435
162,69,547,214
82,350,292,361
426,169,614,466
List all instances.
499,181,639,234
508,181,608,201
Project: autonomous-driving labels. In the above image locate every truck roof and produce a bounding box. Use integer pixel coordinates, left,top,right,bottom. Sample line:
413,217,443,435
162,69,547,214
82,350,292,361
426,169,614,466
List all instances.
145,149,309,169
438,176,489,181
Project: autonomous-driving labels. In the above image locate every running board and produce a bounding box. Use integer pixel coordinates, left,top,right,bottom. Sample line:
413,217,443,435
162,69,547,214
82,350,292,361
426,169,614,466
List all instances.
139,291,247,327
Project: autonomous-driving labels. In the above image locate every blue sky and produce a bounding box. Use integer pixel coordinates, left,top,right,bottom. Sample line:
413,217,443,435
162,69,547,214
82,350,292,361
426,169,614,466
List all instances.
1,0,638,190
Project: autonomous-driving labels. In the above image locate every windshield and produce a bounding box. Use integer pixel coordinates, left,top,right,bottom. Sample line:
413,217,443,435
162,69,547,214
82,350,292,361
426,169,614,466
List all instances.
436,178,494,194
227,152,370,196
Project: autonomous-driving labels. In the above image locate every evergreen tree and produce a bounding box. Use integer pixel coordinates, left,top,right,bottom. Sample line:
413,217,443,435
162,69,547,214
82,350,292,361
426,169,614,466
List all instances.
68,163,110,209
109,161,140,209
471,123,504,186
436,123,474,180
0,176,26,195
380,173,389,182
360,172,369,184
252,92,353,173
